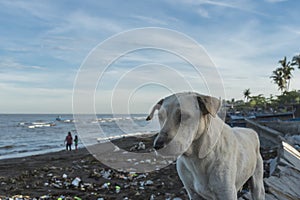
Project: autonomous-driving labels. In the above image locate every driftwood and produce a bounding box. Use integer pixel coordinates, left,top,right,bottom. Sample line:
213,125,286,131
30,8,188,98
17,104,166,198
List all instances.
238,120,300,200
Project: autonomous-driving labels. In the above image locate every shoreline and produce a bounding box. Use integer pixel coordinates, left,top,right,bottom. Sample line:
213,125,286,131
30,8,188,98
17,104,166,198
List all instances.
0,132,158,161
0,134,188,199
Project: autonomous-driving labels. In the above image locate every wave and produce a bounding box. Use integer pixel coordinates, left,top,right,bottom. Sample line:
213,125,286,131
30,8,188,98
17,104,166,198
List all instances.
28,122,56,128
0,145,14,150
92,116,147,124
97,131,156,143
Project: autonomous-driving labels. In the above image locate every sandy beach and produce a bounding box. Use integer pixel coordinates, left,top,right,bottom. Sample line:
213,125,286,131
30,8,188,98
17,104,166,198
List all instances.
0,135,188,200
0,132,282,200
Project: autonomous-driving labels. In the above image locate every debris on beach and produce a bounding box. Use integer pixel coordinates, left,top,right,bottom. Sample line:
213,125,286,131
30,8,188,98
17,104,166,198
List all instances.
2,128,299,200
130,141,146,151
239,119,300,200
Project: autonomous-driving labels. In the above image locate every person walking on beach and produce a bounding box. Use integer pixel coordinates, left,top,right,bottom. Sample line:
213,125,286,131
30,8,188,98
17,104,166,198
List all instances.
74,135,78,151
65,132,73,151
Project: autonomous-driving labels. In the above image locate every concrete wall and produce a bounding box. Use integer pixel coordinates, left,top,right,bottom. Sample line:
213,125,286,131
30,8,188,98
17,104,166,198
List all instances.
260,121,300,135
245,119,283,147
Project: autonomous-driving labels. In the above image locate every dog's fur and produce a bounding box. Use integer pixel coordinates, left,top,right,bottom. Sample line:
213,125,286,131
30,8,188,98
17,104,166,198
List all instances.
147,92,265,200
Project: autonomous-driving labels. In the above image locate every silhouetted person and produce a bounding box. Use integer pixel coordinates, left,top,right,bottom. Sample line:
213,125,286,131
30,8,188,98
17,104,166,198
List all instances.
74,135,78,151
64,132,73,151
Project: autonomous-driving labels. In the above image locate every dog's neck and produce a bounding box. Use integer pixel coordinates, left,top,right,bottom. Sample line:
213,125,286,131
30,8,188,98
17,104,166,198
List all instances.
184,115,223,158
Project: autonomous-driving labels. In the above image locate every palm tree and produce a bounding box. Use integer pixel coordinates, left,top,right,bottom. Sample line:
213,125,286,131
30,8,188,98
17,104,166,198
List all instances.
270,67,285,93
292,54,300,69
270,56,294,93
280,56,294,91
243,88,251,102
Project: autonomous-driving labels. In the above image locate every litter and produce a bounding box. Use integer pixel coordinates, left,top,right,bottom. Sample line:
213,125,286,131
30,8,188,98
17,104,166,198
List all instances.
101,169,112,180
71,177,81,187
101,182,111,189
136,174,147,179
62,174,67,179
115,185,121,193
145,180,154,185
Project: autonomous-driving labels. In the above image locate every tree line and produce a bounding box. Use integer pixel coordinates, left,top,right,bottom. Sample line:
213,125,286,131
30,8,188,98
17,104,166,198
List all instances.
239,53,300,109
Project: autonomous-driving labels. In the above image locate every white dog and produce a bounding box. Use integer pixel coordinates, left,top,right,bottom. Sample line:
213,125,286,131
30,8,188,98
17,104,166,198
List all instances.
147,92,265,200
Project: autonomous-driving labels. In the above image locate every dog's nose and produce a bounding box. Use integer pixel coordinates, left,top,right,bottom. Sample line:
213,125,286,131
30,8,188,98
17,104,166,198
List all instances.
153,140,164,150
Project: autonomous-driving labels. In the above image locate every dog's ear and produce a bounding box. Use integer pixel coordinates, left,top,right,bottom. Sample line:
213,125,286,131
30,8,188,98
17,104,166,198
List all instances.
197,95,220,117
146,99,164,121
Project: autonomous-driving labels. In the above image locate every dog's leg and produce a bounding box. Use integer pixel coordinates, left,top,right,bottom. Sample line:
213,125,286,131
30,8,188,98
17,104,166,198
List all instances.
250,155,265,200
177,159,204,200
176,159,194,199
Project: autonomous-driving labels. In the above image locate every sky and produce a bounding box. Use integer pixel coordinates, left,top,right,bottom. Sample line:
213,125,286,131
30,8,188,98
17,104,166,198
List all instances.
0,0,300,114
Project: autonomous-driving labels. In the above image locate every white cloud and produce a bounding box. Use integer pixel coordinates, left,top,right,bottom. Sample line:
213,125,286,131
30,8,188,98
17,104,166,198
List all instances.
196,7,210,18
1,0,300,113
264,0,287,3
46,10,123,36
166,0,264,16
131,15,168,25
0,57,45,71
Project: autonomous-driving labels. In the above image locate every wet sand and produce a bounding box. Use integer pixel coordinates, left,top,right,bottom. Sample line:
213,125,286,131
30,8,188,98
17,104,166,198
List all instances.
0,135,187,199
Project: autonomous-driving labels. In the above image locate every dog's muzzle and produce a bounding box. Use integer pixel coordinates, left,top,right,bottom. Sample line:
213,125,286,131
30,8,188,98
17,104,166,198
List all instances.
153,139,165,150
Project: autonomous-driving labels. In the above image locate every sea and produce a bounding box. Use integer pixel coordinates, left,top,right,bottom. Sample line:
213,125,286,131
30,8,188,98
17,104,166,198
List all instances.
0,114,160,160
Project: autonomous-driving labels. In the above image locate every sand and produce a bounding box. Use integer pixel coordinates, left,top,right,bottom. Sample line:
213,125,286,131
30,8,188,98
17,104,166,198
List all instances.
0,133,277,200
0,135,187,200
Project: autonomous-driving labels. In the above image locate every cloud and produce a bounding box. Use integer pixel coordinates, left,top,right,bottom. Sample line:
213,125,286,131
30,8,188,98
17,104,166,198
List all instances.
131,15,168,25
165,0,264,16
264,0,287,3
196,7,210,18
0,57,45,71
1,0,300,113
45,10,123,36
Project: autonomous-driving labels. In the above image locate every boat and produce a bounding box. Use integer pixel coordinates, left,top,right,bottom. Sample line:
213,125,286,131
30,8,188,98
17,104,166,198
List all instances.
56,116,62,121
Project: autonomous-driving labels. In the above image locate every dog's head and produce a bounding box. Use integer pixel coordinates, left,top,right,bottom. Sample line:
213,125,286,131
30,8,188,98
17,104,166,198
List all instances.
147,92,221,157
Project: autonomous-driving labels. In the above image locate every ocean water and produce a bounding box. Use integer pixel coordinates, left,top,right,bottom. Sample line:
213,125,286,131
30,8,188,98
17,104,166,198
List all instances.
0,114,159,160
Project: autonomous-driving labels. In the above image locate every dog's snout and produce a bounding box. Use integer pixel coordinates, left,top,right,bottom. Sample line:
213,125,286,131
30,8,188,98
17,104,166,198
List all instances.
153,139,164,150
